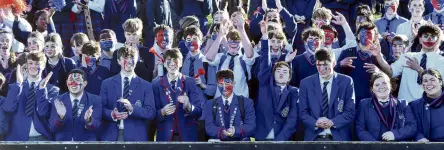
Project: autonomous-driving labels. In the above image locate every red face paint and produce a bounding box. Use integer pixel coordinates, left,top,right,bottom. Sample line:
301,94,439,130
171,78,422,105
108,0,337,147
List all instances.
191,41,199,52
323,29,335,46
423,41,436,47
156,30,169,49
68,81,80,87
390,4,397,12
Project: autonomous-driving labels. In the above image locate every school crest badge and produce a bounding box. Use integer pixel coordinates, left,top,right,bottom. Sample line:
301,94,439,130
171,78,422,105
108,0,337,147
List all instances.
281,106,289,117
135,100,142,107
338,100,344,113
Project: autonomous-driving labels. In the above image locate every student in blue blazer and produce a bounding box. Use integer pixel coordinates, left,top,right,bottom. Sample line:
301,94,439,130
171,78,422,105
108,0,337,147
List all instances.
153,48,203,141
79,42,111,95
298,49,355,141
254,30,298,141
49,69,102,141
203,70,256,141
355,72,417,141
3,52,59,141
99,46,156,141
0,73,8,139
42,33,77,93
410,68,444,142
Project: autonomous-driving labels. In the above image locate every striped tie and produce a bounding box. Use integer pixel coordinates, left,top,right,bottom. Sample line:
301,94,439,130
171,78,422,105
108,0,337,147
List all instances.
72,99,79,119
123,77,130,99
228,54,236,71
189,57,195,77
385,18,392,33
417,54,427,84
322,81,330,117
224,100,229,112
309,55,315,64
25,82,36,117
438,14,443,25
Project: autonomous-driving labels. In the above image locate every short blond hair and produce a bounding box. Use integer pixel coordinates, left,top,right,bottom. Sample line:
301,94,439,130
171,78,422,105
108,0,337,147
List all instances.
123,18,143,33
311,7,332,22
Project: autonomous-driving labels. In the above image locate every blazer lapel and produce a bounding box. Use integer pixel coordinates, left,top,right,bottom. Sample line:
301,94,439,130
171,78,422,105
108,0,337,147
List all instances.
128,76,141,103
278,87,289,110
230,96,239,122
313,74,323,107
329,75,340,110
113,75,122,99
370,103,381,132
423,100,431,138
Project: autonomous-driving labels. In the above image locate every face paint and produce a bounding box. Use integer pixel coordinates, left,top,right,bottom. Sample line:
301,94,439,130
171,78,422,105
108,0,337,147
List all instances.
185,39,200,52
84,56,97,71
359,29,374,46
67,73,84,94
122,58,136,71
421,33,438,47
228,40,241,54
315,18,329,28
306,39,320,52
316,61,334,78
432,0,444,11
156,30,170,49
217,78,234,97
323,29,335,46
100,40,114,51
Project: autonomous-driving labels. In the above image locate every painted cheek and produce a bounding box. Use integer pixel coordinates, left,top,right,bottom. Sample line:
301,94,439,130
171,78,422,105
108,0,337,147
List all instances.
390,4,397,11
191,41,199,51
226,85,233,92
68,81,79,87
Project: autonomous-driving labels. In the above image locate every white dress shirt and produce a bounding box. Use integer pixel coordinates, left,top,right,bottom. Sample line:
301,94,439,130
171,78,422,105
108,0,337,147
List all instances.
391,51,444,102
154,44,165,78
222,93,234,107
205,51,258,97
318,73,336,136
27,79,42,137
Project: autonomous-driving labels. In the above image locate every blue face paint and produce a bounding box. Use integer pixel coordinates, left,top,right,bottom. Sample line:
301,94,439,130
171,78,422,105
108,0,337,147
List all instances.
306,40,319,52
217,78,234,95
86,57,97,71
100,40,114,51
359,29,374,46
163,30,170,46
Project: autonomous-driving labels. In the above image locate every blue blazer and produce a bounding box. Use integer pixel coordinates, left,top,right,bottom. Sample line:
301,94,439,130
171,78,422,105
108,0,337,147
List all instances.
204,96,256,141
99,74,156,141
43,57,77,93
0,96,8,135
410,97,444,141
49,92,102,141
255,40,298,141
152,75,203,141
355,98,416,141
298,73,355,141
2,82,59,141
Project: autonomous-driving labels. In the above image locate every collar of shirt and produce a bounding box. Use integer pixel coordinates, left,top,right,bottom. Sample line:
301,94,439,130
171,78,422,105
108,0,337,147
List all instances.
304,51,314,57
319,72,337,87
384,14,399,20
167,73,182,86
69,92,83,106
120,72,135,84
101,52,113,59
222,93,234,106
154,43,165,56
27,78,42,87
187,51,203,60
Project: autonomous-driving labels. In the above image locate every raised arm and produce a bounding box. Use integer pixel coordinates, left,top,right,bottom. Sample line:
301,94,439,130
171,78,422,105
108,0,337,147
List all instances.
205,20,229,61
233,15,253,58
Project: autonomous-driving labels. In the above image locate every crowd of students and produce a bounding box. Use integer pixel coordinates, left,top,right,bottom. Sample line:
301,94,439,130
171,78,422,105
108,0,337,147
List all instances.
1,0,444,142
